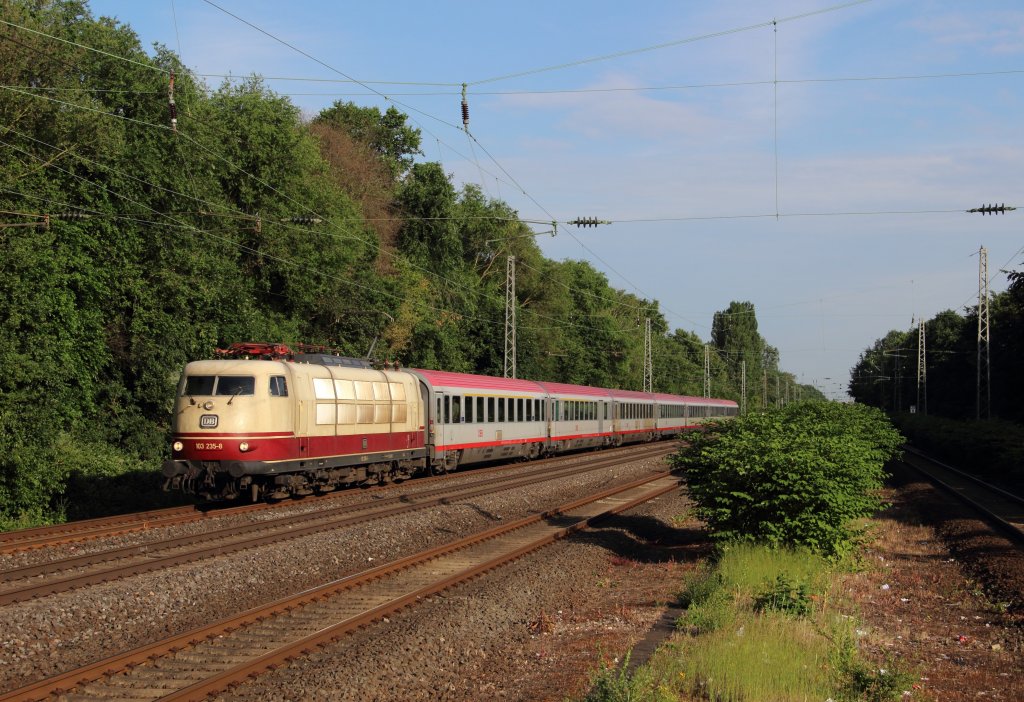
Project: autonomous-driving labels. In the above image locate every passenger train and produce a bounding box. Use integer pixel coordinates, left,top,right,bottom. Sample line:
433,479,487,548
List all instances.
162,343,738,501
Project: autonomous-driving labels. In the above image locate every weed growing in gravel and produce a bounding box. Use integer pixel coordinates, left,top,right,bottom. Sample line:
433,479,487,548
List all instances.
582,651,675,702
579,543,916,702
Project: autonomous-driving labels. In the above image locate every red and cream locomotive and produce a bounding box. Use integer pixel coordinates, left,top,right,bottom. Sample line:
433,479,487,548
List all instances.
162,343,738,500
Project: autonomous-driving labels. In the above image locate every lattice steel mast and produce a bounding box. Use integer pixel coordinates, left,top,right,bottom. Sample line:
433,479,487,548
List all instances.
977,246,990,419
643,318,653,393
917,319,927,415
504,255,516,379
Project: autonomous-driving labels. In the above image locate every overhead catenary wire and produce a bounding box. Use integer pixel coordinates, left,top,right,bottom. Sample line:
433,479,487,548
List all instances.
8,4,1016,370
466,0,874,86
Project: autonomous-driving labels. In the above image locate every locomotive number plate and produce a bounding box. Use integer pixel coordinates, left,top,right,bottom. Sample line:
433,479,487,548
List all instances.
199,414,219,428
195,442,224,451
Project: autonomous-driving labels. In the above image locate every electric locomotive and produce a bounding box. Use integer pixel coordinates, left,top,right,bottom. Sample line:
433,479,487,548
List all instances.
163,343,738,501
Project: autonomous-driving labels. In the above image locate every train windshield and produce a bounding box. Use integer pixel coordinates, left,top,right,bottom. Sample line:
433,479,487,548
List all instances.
183,375,255,396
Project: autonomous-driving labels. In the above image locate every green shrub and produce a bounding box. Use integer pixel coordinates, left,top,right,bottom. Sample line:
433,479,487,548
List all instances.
671,402,903,556
582,651,675,702
752,574,811,617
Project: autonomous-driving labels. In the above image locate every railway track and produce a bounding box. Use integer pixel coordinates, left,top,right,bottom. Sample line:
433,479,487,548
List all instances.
0,471,681,702
899,446,1024,544
0,505,234,555
0,444,673,606
0,443,669,555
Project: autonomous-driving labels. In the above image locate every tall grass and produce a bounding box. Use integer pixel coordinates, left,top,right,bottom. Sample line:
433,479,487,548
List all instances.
581,543,916,702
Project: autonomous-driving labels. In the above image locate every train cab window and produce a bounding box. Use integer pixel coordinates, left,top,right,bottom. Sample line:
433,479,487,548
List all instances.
269,376,288,397
477,397,485,423
216,376,254,396
487,397,495,422
452,396,461,423
184,375,215,396
466,397,474,423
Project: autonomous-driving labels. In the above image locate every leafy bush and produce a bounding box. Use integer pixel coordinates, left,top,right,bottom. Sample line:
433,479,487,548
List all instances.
671,402,903,556
752,574,811,617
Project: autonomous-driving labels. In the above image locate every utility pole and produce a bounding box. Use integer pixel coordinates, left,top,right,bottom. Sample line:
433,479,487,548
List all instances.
643,318,653,393
504,255,516,379
917,319,927,415
977,246,990,419
703,344,710,398
740,360,746,415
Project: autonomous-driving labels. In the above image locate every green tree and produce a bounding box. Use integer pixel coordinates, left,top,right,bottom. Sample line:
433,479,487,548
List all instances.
314,101,422,178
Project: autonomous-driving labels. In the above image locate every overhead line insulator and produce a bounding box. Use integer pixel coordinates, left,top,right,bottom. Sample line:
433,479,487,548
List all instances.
460,83,469,132
569,217,608,228
967,203,1016,215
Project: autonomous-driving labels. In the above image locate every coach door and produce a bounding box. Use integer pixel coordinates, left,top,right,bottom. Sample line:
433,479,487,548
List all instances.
433,391,457,463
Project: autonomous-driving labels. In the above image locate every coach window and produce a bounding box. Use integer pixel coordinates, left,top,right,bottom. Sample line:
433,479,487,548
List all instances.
477,397,485,423
509,398,516,422
498,398,506,422
465,397,474,423
517,398,524,422
269,376,288,397
444,396,450,423
452,395,461,423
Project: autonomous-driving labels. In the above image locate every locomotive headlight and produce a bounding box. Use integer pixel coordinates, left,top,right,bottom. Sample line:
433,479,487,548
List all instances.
239,442,250,452
172,441,184,452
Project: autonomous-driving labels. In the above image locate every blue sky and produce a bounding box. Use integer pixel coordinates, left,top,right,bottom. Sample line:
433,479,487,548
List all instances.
85,0,1024,399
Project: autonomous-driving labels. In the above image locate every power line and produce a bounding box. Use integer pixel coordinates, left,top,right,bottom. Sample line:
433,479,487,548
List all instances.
0,17,166,74
467,0,874,86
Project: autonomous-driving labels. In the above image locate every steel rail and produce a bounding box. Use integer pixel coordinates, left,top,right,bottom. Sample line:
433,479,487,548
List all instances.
0,472,680,702
0,442,671,554
0,444,673,605
899,446,1024,545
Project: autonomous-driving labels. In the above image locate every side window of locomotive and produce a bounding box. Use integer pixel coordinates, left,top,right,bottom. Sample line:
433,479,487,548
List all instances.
216,376,255,396
269,376,288,397
184,375,215,396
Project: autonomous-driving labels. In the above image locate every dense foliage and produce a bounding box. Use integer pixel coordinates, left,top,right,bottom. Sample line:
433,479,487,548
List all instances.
671,403,903,556
849,267,1024,423
0,1,820,528
892,413,1024,485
